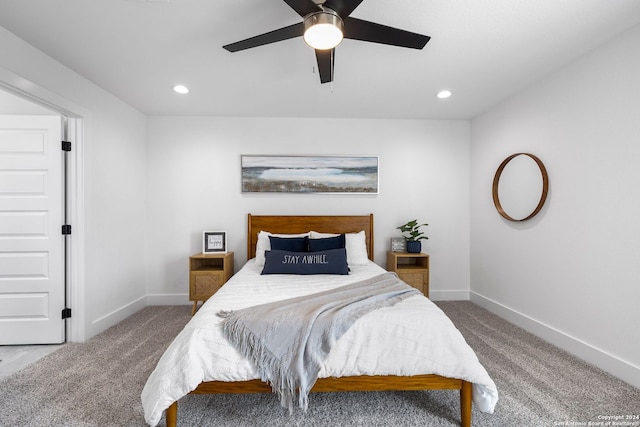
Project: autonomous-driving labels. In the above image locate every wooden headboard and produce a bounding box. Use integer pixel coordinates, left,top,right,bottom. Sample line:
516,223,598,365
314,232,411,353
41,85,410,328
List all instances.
247,214,374,260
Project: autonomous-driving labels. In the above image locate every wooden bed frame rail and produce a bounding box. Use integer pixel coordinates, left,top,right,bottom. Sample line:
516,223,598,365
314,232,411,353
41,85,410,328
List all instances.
165,376,472,427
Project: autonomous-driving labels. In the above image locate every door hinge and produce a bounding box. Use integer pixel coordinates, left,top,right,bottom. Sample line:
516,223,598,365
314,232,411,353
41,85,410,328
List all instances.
61,140,72,151
62,225,72,235
61,308,72,319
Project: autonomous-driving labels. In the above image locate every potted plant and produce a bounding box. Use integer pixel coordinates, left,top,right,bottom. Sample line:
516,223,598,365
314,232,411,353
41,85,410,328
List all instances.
397,219,429,253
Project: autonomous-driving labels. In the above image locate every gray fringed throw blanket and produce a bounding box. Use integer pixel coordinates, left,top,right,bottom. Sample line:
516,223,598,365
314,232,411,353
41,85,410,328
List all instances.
218,272,420,413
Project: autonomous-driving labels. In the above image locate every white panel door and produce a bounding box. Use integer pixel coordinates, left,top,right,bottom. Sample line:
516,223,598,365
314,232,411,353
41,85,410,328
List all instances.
0,115,65,344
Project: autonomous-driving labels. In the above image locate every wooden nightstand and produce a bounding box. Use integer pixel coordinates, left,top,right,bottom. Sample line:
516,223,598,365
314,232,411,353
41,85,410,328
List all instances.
387,251,430,297
189,252,233,315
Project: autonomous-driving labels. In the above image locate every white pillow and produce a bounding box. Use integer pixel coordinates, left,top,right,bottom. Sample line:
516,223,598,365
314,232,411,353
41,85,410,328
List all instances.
309,230,369,266
255,231,310,267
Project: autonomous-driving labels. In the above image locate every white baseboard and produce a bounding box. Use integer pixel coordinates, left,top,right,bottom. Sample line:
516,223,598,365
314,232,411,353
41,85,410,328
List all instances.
470,292,640,389
82,294,188,341
146,293,191,306
430,289,470,301
86,295,147,340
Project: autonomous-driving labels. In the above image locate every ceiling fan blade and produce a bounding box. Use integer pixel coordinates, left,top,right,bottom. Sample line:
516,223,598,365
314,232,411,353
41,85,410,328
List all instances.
322,0,365,19
343,17,430,49
315,48,335,84
223,22,304,52
282,0,320,17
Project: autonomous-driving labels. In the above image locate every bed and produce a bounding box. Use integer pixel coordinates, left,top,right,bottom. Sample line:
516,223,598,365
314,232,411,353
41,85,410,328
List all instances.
142,214,497,427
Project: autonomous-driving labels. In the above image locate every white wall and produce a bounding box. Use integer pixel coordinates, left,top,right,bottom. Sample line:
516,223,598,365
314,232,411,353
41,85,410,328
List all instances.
145,117,471,302
0,26,148,340
470,24,640,387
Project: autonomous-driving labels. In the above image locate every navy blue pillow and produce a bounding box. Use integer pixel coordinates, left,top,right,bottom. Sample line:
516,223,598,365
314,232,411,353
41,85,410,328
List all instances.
261,248,349,275
269,236,309,252
308,234,345,252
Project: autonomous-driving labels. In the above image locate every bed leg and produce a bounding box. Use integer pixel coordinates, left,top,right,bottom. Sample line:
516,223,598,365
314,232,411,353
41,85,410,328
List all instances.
166,401,177,427
460,380,472,427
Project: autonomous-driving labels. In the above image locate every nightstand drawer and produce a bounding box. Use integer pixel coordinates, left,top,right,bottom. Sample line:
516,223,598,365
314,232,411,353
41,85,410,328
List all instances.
398,271,427,293
190,271,224,300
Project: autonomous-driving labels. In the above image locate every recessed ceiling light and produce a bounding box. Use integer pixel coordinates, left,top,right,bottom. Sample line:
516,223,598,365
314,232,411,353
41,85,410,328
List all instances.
173,85,189,94
437,90,452,99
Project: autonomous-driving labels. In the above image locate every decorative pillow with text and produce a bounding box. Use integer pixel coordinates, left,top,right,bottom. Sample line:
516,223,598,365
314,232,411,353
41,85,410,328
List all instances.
261,248,349,275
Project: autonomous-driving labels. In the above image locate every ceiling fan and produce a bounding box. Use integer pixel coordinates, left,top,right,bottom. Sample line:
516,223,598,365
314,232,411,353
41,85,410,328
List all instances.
222,0,430,84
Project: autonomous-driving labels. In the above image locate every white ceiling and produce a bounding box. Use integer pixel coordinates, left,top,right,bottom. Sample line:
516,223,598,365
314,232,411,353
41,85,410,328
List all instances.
0,0,639,119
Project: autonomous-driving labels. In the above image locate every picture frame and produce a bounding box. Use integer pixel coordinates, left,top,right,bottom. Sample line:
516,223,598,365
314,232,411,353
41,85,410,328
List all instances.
390,237,406,252
241,155,379,194
203,231,227,253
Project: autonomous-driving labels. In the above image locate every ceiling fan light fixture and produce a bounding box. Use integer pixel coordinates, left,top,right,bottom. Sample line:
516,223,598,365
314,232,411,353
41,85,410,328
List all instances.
303,9,344,50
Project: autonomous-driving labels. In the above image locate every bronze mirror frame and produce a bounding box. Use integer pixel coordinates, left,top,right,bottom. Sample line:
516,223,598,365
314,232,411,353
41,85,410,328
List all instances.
492,153,549,222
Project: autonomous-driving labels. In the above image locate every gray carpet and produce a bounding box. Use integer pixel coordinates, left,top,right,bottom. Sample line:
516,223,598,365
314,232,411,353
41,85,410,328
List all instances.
0,303,638,427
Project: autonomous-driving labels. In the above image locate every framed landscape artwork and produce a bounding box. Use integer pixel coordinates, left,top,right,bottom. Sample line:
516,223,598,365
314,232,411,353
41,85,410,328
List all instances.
241,155,379,194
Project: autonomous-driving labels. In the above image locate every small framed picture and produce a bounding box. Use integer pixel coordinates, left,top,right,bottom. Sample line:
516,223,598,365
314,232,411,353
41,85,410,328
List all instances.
203,231,227,253
390,237,406,252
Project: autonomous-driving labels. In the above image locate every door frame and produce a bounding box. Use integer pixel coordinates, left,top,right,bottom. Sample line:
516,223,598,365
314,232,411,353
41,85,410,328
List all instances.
1,67,87,342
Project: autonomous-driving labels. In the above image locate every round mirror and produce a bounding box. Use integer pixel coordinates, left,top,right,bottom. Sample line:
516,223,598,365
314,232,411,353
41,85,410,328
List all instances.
492,153,549,221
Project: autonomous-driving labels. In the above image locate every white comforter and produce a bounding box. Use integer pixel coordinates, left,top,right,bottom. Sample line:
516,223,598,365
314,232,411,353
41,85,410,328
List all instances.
142,260,498,426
